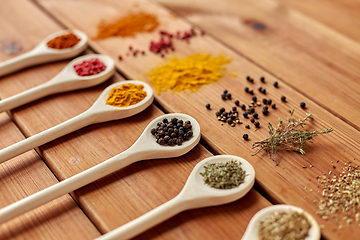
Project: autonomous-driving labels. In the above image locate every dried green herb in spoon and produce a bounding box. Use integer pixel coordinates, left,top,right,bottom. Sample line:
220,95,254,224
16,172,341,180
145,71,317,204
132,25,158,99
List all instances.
200,160,246,189
252,110,333,165
258,211,311,240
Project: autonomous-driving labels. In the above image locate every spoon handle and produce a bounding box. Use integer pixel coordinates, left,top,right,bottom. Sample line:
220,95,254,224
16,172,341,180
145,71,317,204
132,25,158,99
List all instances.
0,46,48,77
0,147,143,225
0,109,95,164
0,81,60,113
95,195,186,240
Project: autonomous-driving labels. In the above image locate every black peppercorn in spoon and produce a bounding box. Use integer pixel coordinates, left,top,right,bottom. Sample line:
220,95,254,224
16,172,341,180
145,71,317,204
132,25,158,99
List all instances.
0,113,201,225
0,29,88,77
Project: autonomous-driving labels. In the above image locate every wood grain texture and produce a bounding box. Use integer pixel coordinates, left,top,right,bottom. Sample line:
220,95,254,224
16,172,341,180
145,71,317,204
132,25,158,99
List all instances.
272,0,360,43
34,0,360,239
151,0,360,131
0,1,272,239
0,111,101,240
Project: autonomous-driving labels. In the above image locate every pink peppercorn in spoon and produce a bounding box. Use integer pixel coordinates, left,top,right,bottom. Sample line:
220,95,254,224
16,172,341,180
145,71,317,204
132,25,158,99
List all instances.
0,29,88,77
0,54,115,113
0,80,154,164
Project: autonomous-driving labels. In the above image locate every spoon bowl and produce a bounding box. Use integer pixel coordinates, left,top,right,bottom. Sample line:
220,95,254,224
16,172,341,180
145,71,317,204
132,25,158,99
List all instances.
0,80,154,164
0,113,201,226
0,54,115,113
95,155,255,240
0,29,88,77
241,204,321,240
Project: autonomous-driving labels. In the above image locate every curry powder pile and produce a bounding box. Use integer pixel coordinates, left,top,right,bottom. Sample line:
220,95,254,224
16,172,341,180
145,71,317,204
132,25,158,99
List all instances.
148,53,232,95
95,12,159,39
106,83,147,108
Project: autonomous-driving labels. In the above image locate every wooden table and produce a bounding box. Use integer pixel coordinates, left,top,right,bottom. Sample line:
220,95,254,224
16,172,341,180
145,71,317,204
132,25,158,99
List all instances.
0,0,359,239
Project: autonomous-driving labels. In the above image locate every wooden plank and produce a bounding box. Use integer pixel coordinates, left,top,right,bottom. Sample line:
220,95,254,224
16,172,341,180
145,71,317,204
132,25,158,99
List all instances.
0,1,272,239
150,0,360,131
34,0,360,239
0,111,101,239
271,0,360,43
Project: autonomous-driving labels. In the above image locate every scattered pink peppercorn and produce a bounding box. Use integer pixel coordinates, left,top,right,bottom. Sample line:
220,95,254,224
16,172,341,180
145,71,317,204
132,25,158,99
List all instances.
73,58,106,76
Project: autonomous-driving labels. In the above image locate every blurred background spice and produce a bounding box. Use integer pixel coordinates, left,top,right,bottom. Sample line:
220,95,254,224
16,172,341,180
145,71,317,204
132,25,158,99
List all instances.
148,53,232,95
47,33,80,49
95,12,159,39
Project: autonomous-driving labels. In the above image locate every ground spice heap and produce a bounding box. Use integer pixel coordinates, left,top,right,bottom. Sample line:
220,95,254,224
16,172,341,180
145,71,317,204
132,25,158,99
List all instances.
151,117,193,146
148,53,231,95
258,211,311,240
73,58,106,76
106,83,147,108
315,162,360,228
200,160,246,189
95,12,159,39
47,33,80,49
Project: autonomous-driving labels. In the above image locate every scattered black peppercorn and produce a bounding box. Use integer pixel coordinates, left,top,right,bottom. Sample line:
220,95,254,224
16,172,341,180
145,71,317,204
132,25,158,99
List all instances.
254,121,260,128
260,87,266,94
215,111,221,116
250,117,255,123
223,89,228,94
246,76,250,81
220,107,225,113
243,134,249,140
205,103,211,109
300,102,306,109
245,87,249,93
281,96,287,102
253,112,259,119
249,89,254,95
267,99,272,105
272,103,276,109
252,96,257,102
240,104,246,111
263,106,269,111
273,81,278,88
235,100,240,106
262,98,268,105
232,106,237,111
226,93,232,99
243,112,249,118
221,94,227,100
249,107,255,113
151,118,193,146
245,124,250,129
260,77,265,83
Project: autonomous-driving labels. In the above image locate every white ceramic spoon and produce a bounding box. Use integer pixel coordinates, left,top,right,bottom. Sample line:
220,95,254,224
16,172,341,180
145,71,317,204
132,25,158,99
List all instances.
0,80,154,164
241,204,321,240
0,29,88,77
0,113,200,225
0,54,115,113
95,155,255,240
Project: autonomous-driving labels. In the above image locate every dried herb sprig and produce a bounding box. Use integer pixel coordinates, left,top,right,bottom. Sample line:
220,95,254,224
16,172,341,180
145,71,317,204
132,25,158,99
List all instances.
252,110,333,165
200,160,246,189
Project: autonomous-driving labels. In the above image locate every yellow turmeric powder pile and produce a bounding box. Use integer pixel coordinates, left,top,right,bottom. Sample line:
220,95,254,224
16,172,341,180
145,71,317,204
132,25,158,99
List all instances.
106,83,147,108
148,53,232,95
95,12,159,39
